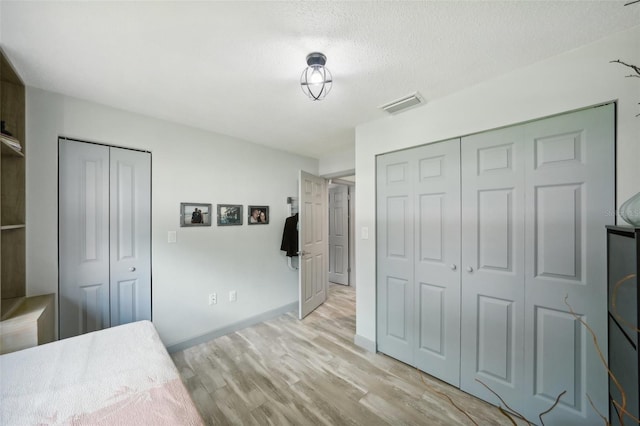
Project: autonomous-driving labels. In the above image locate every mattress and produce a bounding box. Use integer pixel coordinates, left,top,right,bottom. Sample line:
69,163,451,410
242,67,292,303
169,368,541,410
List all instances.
0,320,203,425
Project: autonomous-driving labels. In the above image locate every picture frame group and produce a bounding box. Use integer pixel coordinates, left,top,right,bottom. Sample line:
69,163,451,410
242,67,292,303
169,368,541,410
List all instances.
180,203,269,227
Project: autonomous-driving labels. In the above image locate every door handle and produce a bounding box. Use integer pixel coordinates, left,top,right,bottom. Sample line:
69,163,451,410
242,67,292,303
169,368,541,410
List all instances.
297,251,307,257
450,264,457,271
129,267,136,272
466,266,474,273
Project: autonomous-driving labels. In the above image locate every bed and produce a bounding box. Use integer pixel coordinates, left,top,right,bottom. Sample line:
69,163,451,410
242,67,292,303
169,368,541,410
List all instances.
0,320,203,425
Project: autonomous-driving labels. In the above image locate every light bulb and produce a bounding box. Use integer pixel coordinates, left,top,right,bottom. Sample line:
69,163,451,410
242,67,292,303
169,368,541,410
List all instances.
309,67,324,85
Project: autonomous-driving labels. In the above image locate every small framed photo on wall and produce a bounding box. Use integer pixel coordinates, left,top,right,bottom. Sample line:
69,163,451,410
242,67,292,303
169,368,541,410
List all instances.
180,203,212,227
248,206,269,225
217,204,243,226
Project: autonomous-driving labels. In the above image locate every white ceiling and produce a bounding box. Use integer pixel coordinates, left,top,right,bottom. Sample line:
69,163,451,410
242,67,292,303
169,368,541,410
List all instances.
1,1,638,159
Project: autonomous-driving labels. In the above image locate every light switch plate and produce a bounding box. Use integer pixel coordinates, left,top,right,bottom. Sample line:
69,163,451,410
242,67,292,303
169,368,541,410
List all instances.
361,227,369,240
168,231,177,243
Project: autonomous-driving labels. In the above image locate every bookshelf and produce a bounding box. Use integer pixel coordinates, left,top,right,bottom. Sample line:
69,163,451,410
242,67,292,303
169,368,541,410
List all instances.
1,48,26,305
0,48,54,353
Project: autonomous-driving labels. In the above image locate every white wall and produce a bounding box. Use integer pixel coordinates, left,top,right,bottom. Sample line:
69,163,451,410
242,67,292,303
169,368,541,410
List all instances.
354,25,640,347
26,88,318,347
318,145,355,177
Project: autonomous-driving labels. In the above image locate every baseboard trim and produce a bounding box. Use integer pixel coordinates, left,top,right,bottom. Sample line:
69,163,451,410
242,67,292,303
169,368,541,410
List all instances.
166,301,298,353
354,333,376,353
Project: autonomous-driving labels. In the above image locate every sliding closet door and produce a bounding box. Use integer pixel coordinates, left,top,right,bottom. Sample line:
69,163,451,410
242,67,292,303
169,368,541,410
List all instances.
377,139,462,385
109,147,151,326
460,127,526,403
521,105,614,424
59,140,110,339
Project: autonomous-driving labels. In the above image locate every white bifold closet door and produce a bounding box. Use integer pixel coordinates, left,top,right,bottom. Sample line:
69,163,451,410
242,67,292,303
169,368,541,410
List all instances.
376,138,462,385
376,104,614,425
59,139,151,340
460,106,614,424
459,125,527,405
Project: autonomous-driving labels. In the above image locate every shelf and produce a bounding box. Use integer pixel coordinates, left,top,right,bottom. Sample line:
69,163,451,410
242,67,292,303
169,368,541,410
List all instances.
1,224,25,231
0,138,24,157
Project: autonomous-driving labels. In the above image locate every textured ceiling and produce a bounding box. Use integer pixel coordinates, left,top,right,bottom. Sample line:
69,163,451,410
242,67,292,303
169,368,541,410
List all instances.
1,1,638,159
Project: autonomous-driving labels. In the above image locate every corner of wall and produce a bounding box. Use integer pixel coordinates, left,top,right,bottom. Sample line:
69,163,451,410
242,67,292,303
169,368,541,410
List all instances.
354,333,376,353
318,145,355,177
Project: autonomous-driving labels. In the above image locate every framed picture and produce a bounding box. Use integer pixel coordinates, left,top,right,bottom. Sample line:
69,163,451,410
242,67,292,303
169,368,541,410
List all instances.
217,204,243,226
248,206,269,225
180,203,212,227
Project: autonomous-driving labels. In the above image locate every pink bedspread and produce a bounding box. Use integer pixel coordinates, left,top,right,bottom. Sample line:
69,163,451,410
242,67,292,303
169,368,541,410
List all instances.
0,321,203,425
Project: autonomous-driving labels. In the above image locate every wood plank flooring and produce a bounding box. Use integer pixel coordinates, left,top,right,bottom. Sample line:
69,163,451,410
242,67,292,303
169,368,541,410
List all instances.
172,284,515,425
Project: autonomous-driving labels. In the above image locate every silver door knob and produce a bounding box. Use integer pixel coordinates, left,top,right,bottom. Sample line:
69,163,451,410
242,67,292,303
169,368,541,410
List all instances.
129,267,136,272
450,264,457,271
298,251,307,257
466,266,473,273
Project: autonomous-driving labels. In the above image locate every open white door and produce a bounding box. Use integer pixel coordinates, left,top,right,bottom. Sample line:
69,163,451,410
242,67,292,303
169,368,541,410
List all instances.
298,170,327,319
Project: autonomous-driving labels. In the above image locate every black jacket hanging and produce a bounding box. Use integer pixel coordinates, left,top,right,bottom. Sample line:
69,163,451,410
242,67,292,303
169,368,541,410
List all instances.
280,213,299,257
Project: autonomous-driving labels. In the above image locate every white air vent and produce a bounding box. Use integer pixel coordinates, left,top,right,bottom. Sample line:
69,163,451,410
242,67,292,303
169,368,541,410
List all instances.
379,92,425,115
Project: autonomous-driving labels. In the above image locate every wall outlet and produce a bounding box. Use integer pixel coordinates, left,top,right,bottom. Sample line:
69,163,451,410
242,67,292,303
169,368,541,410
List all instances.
229,290,237,302
208,293,217,305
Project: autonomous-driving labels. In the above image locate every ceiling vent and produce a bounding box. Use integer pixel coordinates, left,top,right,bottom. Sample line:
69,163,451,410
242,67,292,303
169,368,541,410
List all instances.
379,92,425,115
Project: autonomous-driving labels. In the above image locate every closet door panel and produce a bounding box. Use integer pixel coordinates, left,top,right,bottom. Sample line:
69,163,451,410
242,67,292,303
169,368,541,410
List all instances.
523,105,614,424
59,139,110,339
476,296,514,381
377,152,415,364
109,147,152,326
413,139,461,386
460,128,526,404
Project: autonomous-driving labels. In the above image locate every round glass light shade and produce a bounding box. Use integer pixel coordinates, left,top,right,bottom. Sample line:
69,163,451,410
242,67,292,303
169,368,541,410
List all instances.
300,65,332,101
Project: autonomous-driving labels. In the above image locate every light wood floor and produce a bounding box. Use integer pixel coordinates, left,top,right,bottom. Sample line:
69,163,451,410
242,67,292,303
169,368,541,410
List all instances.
172,284,515,425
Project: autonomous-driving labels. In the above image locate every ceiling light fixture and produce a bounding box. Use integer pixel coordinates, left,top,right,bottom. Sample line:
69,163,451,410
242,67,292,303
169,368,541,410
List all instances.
300,52,332,101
